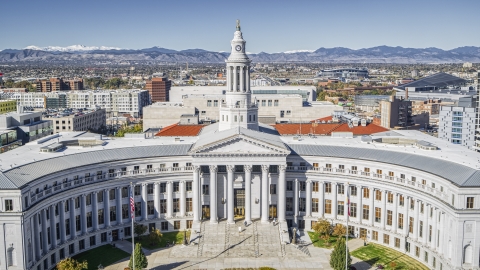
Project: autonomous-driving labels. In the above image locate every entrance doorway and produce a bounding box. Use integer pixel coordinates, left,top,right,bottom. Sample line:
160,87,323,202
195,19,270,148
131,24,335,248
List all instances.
269,205,277,219
202,205,210,219
234,189,245,217
112,229,119,241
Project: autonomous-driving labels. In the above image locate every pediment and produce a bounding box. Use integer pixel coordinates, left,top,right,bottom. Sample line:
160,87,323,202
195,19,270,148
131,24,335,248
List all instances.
189,134,290,156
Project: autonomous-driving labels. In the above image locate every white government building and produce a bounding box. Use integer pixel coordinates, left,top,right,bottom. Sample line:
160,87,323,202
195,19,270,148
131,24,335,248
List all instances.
1,23,480,270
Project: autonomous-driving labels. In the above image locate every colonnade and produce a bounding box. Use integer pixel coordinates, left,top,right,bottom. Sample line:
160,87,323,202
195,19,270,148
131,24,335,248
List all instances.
226,65,250,92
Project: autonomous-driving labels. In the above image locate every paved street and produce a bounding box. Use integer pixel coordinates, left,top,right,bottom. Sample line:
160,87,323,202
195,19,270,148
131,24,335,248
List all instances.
105,220,372,270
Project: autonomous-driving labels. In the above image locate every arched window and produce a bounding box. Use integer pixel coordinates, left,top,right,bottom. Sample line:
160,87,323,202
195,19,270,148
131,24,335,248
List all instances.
7,247,16,266
464,244,473,264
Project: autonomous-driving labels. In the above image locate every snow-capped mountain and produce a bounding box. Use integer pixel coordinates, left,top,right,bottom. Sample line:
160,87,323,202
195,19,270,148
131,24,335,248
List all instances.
23,45,122,52
283,50,315,54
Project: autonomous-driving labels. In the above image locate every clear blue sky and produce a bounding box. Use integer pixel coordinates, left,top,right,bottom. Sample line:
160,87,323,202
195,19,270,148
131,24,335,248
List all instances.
3,0,480,52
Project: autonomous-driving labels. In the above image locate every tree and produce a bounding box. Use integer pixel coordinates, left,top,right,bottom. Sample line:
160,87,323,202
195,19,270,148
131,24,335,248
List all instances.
128,243,148,270
312,218,331,237
329,238,352,270
57,258,88,270
148,228,163,246
332,224,347,238
134,223,148,239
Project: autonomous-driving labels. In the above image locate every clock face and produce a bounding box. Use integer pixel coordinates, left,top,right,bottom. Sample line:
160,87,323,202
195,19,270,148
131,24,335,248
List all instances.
235,45,242,52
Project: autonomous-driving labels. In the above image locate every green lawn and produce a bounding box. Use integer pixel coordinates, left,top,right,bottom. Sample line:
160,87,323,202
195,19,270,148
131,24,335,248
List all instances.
351,243,429,270
126,230,191,250
72,244,130,270
307,231,351,249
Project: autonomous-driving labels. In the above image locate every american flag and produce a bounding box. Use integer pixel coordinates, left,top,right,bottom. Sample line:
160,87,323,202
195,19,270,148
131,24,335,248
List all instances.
130,186,135,219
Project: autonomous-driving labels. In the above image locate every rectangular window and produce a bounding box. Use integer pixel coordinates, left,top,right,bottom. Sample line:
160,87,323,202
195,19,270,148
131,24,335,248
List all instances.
312,182,319,192
312,198,318,212
337,201,344,216
287,181,293,191
202,185,209,195
76,215,81,232
286,197,293,211
429,225,432,242
383,234,390,245
350,203,357,218
299,198,306,212
160,183,167,193
375,190,381,201
65,219,70,235
387,210,392,225
325,183,331,193
375,207,381,222
97,192,103,203
87,212,92,228
300,182,306,191
409,217,414,233
98,209,104,225
363,188,370,198
268,100,272,106
395,238,400,248
75,197,80,209
186,198,192,212
467,197,474,209
135,202,141,217
173,199,180,213
109,189,116,200
399,195,404,206
337,184,344,194
86,194,92,206
101,232,107,242
387,192,393,203
350,186,357,196
269,184,277,195
4,200,13,211
325,199,332,214
419,221,423,237
363,205,369,220
134,186,141,196
186,182,192,191
147,201,154,215
424,251,428,262
110,206,116,222
410,198,415,210
122,204,129,219
372,231,378,241
174,182,180,192
160,200,167,214
174,221,180,230
147,184,154,194
69,243,74,255
274,100,279,106
90,235,96,246
161,221,168,231
398,213,404,229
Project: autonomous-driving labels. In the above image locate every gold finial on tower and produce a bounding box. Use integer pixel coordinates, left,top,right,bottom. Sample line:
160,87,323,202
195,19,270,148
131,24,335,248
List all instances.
236,19,241,31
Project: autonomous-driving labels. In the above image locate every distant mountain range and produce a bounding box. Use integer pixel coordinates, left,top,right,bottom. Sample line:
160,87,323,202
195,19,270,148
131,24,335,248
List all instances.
1,45,480,63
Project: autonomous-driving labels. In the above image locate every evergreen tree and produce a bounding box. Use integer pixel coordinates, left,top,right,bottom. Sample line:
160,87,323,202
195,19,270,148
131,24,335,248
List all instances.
329,238,352,270
128,243,148,269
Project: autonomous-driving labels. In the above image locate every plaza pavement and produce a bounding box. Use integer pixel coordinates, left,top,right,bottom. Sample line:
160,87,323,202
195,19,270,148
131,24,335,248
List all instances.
105,220,373,270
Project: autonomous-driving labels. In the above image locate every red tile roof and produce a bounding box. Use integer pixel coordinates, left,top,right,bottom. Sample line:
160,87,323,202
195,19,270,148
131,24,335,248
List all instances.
274,123,388,136
155,123,205,137
274,123,340,135
310,115,333,122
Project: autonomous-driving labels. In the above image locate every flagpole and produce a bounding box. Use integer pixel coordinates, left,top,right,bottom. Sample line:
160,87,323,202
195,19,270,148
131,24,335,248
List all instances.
346,182,349,270
131,182,135,270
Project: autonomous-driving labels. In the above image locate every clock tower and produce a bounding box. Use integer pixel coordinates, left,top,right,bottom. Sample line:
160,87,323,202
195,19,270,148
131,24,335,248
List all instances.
219,20,259,131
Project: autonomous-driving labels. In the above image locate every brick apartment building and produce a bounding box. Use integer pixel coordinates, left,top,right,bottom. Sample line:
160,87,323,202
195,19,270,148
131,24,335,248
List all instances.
145,77,171,102
36,78,83,92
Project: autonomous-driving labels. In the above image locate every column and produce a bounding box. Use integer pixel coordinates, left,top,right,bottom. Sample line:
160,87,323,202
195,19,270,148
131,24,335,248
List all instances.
239,66,244,92
438,211,444,251
116,187,123,225
193,166,200,223
403,196,409,236
246,68,250,91
381,190,387,230
154,183,160,218
69,198,75,239
294,179,299,225
261,165,270,223
49,204,56,248
357,186,363,224
179,181,186,217
277,165,286,222
423,204,429,245
209,165,218,224
227,66,231,91
33,214,40,260
142,184,148,220
392,193,398,233
92,192,98,231
432,207,438,249
104,189,110,227
167,181,173,218
80,195,87,234
244,165,252,224
332,183,337,220
227,165,235,224
41,209,48,252
305,180,312,217
233,66,238,91
319,181,325,218
59,200,66,243
413,199,420,240
369,187,375,226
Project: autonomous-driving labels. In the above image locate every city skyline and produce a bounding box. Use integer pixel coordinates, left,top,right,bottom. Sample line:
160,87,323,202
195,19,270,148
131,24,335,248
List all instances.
3,0,480,53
